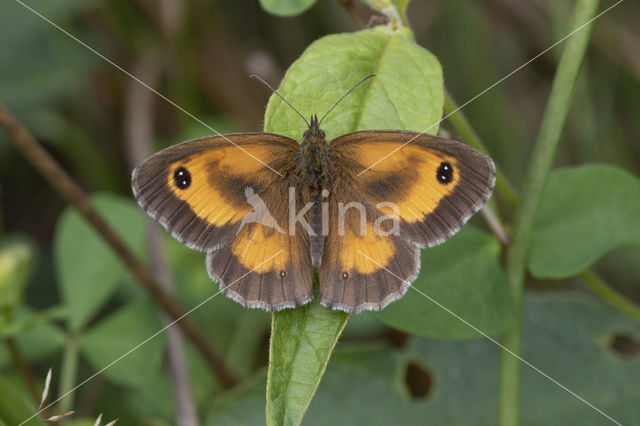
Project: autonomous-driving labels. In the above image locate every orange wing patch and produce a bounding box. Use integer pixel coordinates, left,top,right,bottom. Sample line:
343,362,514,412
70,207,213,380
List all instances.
345,141,461,223
339,223,395,274
231,224,290,272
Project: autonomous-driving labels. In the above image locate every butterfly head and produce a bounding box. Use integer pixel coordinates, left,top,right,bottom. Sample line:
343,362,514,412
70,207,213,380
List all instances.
303,114,326,144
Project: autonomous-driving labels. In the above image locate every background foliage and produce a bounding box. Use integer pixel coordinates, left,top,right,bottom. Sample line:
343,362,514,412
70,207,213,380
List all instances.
0,0,639,425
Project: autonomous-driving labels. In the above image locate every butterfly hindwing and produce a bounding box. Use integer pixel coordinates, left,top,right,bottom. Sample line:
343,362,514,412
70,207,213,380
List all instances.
206,195,314,310
318,181,420,312
330,131,496,248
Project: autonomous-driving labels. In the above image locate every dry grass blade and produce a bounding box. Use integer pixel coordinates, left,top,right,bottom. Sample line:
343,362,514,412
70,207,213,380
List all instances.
45,411,74,421
38,368,52,410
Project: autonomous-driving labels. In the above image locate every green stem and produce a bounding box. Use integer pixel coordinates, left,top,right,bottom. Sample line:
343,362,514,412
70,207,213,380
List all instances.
579,270,640,322
57,333,79,413
498,1,600,425
444,92,519,207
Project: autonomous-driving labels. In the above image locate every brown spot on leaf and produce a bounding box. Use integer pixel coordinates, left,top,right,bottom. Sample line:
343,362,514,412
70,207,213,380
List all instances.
404,361,433,399
608,333,640,359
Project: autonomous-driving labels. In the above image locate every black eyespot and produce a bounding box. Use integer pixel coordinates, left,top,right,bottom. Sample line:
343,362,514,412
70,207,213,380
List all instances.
341,272,349,280
174,166,191,189
436,162,453,184
280,271,286,278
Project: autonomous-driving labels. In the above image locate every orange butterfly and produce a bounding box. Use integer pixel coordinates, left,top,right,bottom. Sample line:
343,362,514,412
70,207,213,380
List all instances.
132,77,495,313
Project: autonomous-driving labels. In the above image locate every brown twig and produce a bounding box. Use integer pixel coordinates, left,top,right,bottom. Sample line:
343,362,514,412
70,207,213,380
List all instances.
0,103,239,389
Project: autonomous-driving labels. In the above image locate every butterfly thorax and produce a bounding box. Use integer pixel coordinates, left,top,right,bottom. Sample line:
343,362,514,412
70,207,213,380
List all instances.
296,115,334,194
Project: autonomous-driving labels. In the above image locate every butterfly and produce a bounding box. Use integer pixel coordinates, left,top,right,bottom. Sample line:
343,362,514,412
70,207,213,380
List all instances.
131,76,495,313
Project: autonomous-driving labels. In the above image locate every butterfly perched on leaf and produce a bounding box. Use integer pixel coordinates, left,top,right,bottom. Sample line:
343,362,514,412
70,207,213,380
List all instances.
131,76,495,313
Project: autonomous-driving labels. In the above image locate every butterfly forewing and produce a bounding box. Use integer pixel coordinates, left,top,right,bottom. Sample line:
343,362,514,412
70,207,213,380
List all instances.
330,131,496,249
132,134,296,251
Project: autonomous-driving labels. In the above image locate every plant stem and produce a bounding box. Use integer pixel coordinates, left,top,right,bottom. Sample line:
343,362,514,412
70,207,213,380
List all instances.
498,1,600,425
580,270,640,322
58,334,79,413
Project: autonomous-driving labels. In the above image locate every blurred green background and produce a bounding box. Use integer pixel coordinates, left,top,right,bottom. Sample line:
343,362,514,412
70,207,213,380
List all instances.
1,0,639,425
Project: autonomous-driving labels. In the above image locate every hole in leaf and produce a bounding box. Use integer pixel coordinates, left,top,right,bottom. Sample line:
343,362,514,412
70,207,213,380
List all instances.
608,333,640,359
404,361,433,400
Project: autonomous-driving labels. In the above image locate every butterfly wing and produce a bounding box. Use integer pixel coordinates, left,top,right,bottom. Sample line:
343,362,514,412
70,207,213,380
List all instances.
318,182,420,313
317,131,495,312
132,133,295,251
330,130,495,248
132,134,313,310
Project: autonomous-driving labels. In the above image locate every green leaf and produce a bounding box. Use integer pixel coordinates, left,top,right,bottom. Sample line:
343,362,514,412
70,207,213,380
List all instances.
266,300,348,426
207,371,268,426
529,164,640,278
259,0,316,17
263,25,443,425
0,307,65,367
78,298,165,387
0,376,45,426
372,226,515,338
0,305,66,339
54,193,146,330
264,26,443,141
209,292,640,424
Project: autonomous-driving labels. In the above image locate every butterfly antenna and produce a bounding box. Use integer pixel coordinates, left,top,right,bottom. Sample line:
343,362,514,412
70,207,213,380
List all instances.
250,74,310,128
318,74,376,126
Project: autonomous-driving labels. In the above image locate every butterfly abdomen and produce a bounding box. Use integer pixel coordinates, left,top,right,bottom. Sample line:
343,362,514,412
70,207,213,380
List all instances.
295,138,334,267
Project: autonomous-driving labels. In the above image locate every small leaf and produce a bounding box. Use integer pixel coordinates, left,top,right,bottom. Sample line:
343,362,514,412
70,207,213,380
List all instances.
259,0,317,17
372,226,515,338
0,307,65,367
54,193,146,330
78,299,165,388
0,306,66,339
266,300,348,426
529,164,640,278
